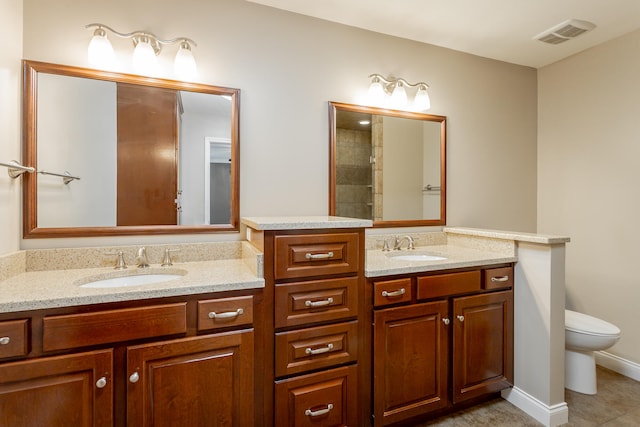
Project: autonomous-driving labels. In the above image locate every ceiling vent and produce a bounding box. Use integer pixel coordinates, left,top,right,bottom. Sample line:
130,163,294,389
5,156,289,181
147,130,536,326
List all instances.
534,19,596,45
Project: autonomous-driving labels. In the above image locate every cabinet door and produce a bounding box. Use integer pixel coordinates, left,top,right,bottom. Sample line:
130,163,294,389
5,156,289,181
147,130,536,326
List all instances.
0,349,113,427
373,301,449,426
452,290,513,404
127,329,254,427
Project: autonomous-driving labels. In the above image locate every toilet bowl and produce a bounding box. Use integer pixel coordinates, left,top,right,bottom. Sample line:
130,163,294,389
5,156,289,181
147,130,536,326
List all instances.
565,309,621,394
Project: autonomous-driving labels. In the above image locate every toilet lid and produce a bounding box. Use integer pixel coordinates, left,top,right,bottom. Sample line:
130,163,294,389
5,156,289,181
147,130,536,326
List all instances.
565,309,621,336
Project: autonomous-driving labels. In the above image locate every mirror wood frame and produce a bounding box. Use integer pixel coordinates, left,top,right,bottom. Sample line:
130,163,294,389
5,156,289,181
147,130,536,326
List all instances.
22,60,240,238
329,101,446,228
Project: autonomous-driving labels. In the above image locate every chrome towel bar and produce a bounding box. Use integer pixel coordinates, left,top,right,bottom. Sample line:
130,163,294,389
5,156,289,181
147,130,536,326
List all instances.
1,160,80,184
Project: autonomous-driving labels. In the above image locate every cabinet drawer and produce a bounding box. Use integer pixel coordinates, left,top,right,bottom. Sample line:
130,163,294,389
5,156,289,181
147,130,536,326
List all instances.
43,303,187,352
417,271,481,300
275,277,358,328
275,364,358,427
0,319,29,359
274,233,360,280
275,321,358,377
197,295,254,331
373,277,412,307
483,266,514,290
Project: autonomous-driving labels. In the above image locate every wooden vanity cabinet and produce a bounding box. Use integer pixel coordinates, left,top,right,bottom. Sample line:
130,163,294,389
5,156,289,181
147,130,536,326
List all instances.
369,265,514,426
258,228,366,427
0,289,261,427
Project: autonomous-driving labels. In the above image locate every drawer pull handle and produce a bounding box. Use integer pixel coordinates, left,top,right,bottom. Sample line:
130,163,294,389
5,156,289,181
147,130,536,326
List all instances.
457,315,465,322
442,318,450,325
129,372,140,383
305,343,334,355
491,276,510,282
208,308,244,320
305,403,334,417
96,377,107,389
382,288,406,298
305,297,334,308
0,337,10,345
305,251,334,260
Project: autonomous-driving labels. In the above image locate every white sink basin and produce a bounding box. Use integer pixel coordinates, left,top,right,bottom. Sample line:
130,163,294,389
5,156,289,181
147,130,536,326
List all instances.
79,273,183,289
386,252,447,262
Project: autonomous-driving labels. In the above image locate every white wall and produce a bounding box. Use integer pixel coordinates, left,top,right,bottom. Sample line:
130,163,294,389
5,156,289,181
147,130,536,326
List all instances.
423,121,442,218
0,0,22,255
37,74,116,227
180,110,228,225
538,29,640,367
382,116,423,220
19,0,537,249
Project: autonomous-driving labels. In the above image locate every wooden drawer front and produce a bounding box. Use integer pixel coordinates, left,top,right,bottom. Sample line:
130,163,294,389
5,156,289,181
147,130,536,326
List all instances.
0,319,29,359
275,277,358,328
483,266,514,290
275,364,357,427
274,233,359,280
373,278,412,307
197,295,254,331
43,303,187,352
417,271,481,300
275,321,358,377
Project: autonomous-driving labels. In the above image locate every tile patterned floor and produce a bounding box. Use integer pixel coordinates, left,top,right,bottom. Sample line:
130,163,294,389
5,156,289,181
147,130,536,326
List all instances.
412,367,640,426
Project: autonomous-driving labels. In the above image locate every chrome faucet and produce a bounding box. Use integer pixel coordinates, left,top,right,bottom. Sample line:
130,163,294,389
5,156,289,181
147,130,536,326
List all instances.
107,250,128,270
136,247,150,268
393,235,415,250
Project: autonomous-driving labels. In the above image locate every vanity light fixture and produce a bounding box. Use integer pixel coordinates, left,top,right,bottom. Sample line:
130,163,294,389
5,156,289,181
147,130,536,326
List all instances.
86,23,197,80
368,74,431,111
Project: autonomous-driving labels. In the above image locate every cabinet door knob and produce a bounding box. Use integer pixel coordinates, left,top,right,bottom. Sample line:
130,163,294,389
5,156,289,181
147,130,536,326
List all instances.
381,288,406,298
0,336,10,345
305,403,334,417
96,377,107,389
305,343,334,355
305,298,334,308
129,372,140,383
457,315,465,322
442,318,450,325
208,308,243,320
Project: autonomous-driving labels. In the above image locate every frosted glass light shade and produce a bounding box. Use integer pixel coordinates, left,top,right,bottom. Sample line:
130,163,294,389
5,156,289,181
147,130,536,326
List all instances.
132,41,158,75
87,34,115,69
368,80,386,107
174,45,197,80
390,84,407,109
413,86,431,111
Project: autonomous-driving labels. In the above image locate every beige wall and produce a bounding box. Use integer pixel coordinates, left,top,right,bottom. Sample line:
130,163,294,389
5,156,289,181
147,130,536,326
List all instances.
18,0,537,249
0,0,22,256
539,29,640,366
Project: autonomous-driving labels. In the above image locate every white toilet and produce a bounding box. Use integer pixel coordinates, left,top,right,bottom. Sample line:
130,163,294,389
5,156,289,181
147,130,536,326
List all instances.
565,309,621,394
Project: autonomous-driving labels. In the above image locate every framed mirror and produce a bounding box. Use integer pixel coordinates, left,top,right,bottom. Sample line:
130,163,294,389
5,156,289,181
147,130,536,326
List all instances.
329,102,446,227
22,60,240,238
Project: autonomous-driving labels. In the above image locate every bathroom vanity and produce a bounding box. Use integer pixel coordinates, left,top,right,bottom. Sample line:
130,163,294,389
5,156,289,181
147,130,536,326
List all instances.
0,244,264,426
241,217,520,427
367,265,514,425
0,220,570,427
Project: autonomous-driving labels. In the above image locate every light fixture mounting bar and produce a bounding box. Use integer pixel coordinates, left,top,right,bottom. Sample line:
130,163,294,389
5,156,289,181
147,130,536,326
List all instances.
369,73,429,91
85,23,197,55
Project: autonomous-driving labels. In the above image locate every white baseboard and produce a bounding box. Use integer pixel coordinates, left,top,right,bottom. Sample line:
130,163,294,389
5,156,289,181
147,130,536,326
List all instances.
501,387,568,427
595,351,640,381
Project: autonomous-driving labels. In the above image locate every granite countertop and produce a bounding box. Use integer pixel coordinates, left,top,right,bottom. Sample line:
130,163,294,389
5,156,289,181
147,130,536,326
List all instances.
242,215,373,230
366,244,518,278
0,258,264,314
